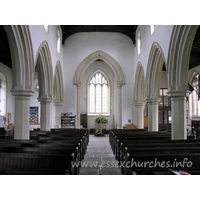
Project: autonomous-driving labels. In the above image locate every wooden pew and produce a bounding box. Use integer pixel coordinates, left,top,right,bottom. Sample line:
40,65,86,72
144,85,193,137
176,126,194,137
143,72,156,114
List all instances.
0,134,87,175
0,146,81,174
50,128,89,145
120,140,200,167
114,135,171,160
125,152,200,175
0,139,82,174
109,129,200,175
30,130,88,158
109,130,170,154
0,128,6,138
0,129,89,175
31,130,89,154
0,152,75,175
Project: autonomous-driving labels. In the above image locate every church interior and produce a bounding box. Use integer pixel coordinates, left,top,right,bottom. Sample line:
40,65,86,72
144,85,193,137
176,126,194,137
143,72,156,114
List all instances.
1,25,200,176
1,1,200,198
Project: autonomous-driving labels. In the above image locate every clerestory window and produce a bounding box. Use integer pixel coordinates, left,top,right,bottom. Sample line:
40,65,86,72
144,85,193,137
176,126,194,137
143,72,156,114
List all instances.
150,25,157,35
44,25,49,33
57,27,61,54
137,29,141,54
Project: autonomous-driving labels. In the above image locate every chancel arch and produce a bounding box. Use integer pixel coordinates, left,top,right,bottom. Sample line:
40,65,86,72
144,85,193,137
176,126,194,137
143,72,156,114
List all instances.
73,50,125,129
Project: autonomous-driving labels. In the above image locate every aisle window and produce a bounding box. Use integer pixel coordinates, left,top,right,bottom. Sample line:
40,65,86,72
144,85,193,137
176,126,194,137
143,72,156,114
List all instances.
88,70,110,115
0,72,6,116
190,72,200,117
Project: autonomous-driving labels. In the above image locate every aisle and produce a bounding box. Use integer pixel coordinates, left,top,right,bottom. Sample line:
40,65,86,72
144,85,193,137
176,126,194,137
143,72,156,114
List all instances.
79,135,122,175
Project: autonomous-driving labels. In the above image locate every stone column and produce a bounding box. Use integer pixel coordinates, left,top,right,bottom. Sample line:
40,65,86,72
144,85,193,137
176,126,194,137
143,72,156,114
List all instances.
38,98,53,131
76,84,81,128
53,102,63,128
168,90,189,140
117,84,122,129
134,102,145,129
11,90,33,140
146,98,159,131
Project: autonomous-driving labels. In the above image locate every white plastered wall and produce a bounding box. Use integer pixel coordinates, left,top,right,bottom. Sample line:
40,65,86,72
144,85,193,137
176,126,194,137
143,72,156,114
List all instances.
132,25,173,125
0,62,15,124
29,25,64,128
62,32,135,128
27,26,174,128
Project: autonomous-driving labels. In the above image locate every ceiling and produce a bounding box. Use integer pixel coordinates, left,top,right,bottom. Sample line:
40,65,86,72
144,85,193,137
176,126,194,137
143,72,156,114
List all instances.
60,25,138,45
0,26,12,68
0,25,200,70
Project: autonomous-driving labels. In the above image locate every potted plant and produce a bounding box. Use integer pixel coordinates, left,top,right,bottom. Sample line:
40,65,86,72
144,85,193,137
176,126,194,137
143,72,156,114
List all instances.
94,114,108,136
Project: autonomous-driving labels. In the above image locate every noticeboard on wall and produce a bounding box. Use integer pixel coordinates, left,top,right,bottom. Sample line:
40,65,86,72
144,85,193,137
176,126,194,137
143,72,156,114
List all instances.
30,107,39,124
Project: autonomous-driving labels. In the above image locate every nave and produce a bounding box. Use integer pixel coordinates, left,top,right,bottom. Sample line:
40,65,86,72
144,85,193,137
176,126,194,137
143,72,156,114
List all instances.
79,135,122,175
0,128,200,175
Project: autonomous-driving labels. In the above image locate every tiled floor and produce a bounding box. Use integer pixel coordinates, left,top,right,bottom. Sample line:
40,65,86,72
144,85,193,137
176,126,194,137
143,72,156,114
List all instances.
79,134,122,175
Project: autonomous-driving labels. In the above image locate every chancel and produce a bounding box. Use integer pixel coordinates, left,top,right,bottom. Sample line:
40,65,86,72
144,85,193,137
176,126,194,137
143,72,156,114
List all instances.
1,25,200,175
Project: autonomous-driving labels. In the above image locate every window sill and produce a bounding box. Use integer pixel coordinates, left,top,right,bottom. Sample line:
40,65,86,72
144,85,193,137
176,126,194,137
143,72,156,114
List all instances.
87,114,110,117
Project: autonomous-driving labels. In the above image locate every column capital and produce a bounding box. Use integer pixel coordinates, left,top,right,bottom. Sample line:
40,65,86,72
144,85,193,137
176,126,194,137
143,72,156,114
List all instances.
134,102,145,107
117,84,124,88
11,89,34,100
54,102,63,107
168,90,190,101
38,97,54,103
145,97,161,104
168,90,190,98
74,81,82,87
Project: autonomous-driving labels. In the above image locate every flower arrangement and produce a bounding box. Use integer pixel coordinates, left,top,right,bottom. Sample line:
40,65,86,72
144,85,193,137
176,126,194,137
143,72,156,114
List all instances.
94,115,108,136
94,114,109,125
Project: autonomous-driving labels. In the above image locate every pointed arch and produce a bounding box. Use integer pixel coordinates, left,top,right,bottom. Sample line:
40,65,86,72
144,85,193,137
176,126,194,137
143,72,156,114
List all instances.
167,25,198,92
35,41,53,99
74,50,125,129
133,62,145,103
146,42,166,99
87,69,110,86
3,25,34,91
53,61,64,103
73,50,125,86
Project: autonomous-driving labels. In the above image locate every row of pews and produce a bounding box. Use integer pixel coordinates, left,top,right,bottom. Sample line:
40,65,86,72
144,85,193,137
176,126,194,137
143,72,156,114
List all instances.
0,128,89,175
109,129,200,175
